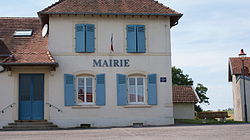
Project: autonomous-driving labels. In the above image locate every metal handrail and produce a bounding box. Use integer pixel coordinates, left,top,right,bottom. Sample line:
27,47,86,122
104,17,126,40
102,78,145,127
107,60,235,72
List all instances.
0,103,16,114
46,103,63,112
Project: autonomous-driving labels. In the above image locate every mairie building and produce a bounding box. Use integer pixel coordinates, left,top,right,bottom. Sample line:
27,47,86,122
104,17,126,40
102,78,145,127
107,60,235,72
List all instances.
0,0,182,128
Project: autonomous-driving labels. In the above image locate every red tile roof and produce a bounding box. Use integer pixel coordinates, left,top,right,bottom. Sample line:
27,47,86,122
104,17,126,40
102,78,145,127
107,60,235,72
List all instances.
39,0,181,15
229,57,250,75
38,0,182,27
173,85,199,103
0,17,57,66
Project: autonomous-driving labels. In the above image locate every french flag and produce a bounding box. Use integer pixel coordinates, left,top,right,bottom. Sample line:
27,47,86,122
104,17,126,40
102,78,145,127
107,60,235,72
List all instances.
110,33,114,52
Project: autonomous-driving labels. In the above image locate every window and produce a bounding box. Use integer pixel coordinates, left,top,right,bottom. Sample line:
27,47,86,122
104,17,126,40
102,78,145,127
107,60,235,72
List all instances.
128,77,145,104
13,30,33,37
77,77,94,104
117,74,157,106
64,74,105,106
75,24,95,53
126,25,146,53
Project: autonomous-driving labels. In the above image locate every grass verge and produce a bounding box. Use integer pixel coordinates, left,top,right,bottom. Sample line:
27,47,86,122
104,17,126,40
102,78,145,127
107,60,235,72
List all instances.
175,119,245,125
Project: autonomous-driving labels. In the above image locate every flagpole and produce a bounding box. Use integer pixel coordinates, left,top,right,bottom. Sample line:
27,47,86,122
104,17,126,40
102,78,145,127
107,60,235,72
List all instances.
110,33,114,54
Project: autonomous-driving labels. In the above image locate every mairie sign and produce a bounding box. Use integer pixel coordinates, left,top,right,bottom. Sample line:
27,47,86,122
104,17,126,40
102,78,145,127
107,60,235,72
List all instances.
93,59,130,67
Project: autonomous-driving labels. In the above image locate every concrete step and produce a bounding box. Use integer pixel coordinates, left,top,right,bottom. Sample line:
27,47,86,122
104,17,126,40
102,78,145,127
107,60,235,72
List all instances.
5,124,58,127
2,127,60,131
2,120,59,131
8,122,53,125
14,120,48,123
3,124,58,129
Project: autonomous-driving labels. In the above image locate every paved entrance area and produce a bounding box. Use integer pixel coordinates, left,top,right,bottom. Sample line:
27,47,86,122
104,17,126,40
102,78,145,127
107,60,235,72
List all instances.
0,124,250,140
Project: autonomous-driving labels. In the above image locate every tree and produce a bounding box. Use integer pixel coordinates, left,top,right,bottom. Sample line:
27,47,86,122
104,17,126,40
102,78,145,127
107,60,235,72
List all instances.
172,67,209,112
172,66,193,85
195,83,209,105
195,105,203,113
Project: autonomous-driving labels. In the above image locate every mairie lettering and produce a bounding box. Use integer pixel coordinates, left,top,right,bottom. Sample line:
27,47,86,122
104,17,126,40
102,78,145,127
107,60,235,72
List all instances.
93,59,130,67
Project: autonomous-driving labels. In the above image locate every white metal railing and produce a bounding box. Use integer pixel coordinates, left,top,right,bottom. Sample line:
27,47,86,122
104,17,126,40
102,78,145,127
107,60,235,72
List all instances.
0,103,16,114
46,103,63,113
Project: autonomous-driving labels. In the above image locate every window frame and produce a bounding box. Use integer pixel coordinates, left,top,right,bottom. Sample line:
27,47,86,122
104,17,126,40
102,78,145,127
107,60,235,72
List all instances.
127,76,146,105
76,76,95,105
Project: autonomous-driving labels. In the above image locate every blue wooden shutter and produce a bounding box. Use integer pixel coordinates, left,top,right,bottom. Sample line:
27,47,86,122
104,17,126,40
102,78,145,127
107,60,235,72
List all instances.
148,74,157,105
117,74,127,106
64,74,75,106
127,25,137,53
75,24,85,52
137,25,146,53
86,24,95,53
96,74,105,106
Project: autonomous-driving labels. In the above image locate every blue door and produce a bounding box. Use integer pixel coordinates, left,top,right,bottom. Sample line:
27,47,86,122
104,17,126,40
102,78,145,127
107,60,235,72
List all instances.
19,74,44,120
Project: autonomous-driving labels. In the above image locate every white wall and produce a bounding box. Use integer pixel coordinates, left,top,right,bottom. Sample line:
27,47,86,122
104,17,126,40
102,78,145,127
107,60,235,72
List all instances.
49,15,171,55
0,71,15,128
48,55,173,127
47,15,174,127
0,67,51,128
232,75,250,121
232,75,243,121
173,103,195,119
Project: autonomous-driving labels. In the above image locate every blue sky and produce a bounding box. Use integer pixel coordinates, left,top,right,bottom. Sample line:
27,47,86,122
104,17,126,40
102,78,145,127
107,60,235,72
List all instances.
1,0,250,110
162,0,250,110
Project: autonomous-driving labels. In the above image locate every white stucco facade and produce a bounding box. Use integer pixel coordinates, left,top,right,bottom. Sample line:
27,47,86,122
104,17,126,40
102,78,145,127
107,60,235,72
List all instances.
173,103,195,119
0,67,51,128
48,15,173,128
231,75,250,121
0,15,176,128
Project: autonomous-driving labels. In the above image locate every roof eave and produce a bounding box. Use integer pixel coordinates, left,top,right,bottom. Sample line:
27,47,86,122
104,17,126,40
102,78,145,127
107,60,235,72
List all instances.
38,11,183,16
173,101,198,103
191,86,200,103
170,14,183,28
0,62,59,67
228,60,233,82
38,12,183,26
38,12,49,26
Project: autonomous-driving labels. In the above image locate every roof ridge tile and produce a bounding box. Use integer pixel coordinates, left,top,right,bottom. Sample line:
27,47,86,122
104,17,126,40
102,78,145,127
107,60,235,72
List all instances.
38,0,65,14
38,0,182,15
